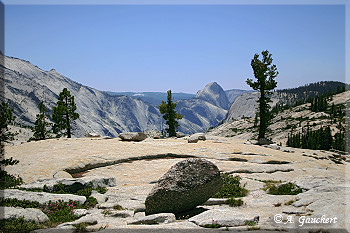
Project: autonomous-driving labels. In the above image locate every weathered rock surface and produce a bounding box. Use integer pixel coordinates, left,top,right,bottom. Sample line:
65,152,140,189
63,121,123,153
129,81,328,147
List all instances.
19,176,116,192
5,137,349,231
191,133,206,141
118,132,147,142
176,132,185,138
87,133,101,138
52,171,73,179
127,213,176,225
258,138,273,145
0,206,49,223
2,189,86,204
187,136,199,143
189,208,259,227
73,209,88,217
145,158,222,214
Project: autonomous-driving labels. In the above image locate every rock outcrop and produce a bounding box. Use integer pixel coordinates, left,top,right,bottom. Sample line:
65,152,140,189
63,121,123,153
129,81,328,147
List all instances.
0,206,49,223
2,189,86,204
145,158,222,214
118,132,147,142
19,176,116,192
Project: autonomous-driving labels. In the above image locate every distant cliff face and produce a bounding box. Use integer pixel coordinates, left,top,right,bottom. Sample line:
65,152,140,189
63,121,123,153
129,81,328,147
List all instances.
2,56,164,137
195,82,230,110
2,55,229,136
224,92,281,122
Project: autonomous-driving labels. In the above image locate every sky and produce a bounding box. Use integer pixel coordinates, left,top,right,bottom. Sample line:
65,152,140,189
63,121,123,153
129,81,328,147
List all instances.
3,2,346,94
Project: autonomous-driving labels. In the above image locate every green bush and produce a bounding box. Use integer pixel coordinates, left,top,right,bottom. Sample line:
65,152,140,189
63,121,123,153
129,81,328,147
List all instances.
95,186,108,194
76,188,92,197
0,198,40,208
267,182,302,195
245,220,257,226
0,217,43,233
225,198,244,207
213,173,248,198
0,158,23,189
83,196,98,209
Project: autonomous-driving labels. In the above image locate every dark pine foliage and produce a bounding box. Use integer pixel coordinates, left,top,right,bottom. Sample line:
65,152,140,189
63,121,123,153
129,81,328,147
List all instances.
287,125,340,151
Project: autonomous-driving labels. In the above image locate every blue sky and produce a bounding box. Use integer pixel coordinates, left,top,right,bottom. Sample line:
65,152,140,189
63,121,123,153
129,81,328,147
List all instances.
4,3,346,93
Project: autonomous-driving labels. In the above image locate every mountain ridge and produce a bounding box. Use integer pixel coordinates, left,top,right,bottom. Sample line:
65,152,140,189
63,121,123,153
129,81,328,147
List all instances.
2,54,230,136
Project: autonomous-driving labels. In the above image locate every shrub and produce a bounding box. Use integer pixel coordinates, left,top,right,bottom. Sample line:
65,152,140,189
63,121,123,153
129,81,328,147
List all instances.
285,199,296,205
225,198,244,207
42,200,78,224
267,182,302,195
0,217,43,233
95,186,108,194
245,220,257,226
203,219,221,228
0,198,40,208
73,222,89,232
76,188,92,197
261,180,282,191
213,173,248,198
0,158,23,189
83,196,98,209
113,204,124,210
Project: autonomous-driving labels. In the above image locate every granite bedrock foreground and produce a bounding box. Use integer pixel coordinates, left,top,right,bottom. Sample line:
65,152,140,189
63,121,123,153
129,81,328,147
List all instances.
3,136,349,232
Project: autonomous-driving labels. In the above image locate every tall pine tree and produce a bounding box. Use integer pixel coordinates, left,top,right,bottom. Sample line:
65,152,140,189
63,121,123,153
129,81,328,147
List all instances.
52,88,79,138
246,50,278,140
158,90,183,137
31,101,51,141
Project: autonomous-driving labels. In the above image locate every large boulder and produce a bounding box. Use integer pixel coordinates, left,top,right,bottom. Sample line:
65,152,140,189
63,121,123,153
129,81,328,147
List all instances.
145,158,222,215
118,132,147,141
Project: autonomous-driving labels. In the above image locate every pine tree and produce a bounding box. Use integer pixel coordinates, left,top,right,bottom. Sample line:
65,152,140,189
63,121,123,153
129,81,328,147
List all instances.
246,50,278,140
158,90,183,137
52,88,79,138
0,102,23,189
31,101,51,141
0,102,16,145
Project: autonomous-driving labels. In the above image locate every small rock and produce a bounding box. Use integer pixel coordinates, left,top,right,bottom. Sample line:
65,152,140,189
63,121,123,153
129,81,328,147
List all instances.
203,198,228,205
176,132,185,138
118,132,147,141
0,206,49,223
145,158,222,214
191,133,206,141
80,176,116,188
258,138,273,145
87,132,100,138
90,190,107,204
52,171,73,179
110,210,133,218
189,209,259,227
282,207,307,215
187,136,199,143
127,213,176,225
73,209,88,217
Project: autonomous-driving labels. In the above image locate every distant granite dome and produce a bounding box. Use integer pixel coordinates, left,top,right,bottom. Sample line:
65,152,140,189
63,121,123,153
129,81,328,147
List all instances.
195,82,230,110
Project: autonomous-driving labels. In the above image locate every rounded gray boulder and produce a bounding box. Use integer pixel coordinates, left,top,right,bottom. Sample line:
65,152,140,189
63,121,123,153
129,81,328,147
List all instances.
145,158,222,215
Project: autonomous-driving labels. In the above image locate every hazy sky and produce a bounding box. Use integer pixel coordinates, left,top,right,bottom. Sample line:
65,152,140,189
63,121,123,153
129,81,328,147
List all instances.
4,2,346,93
